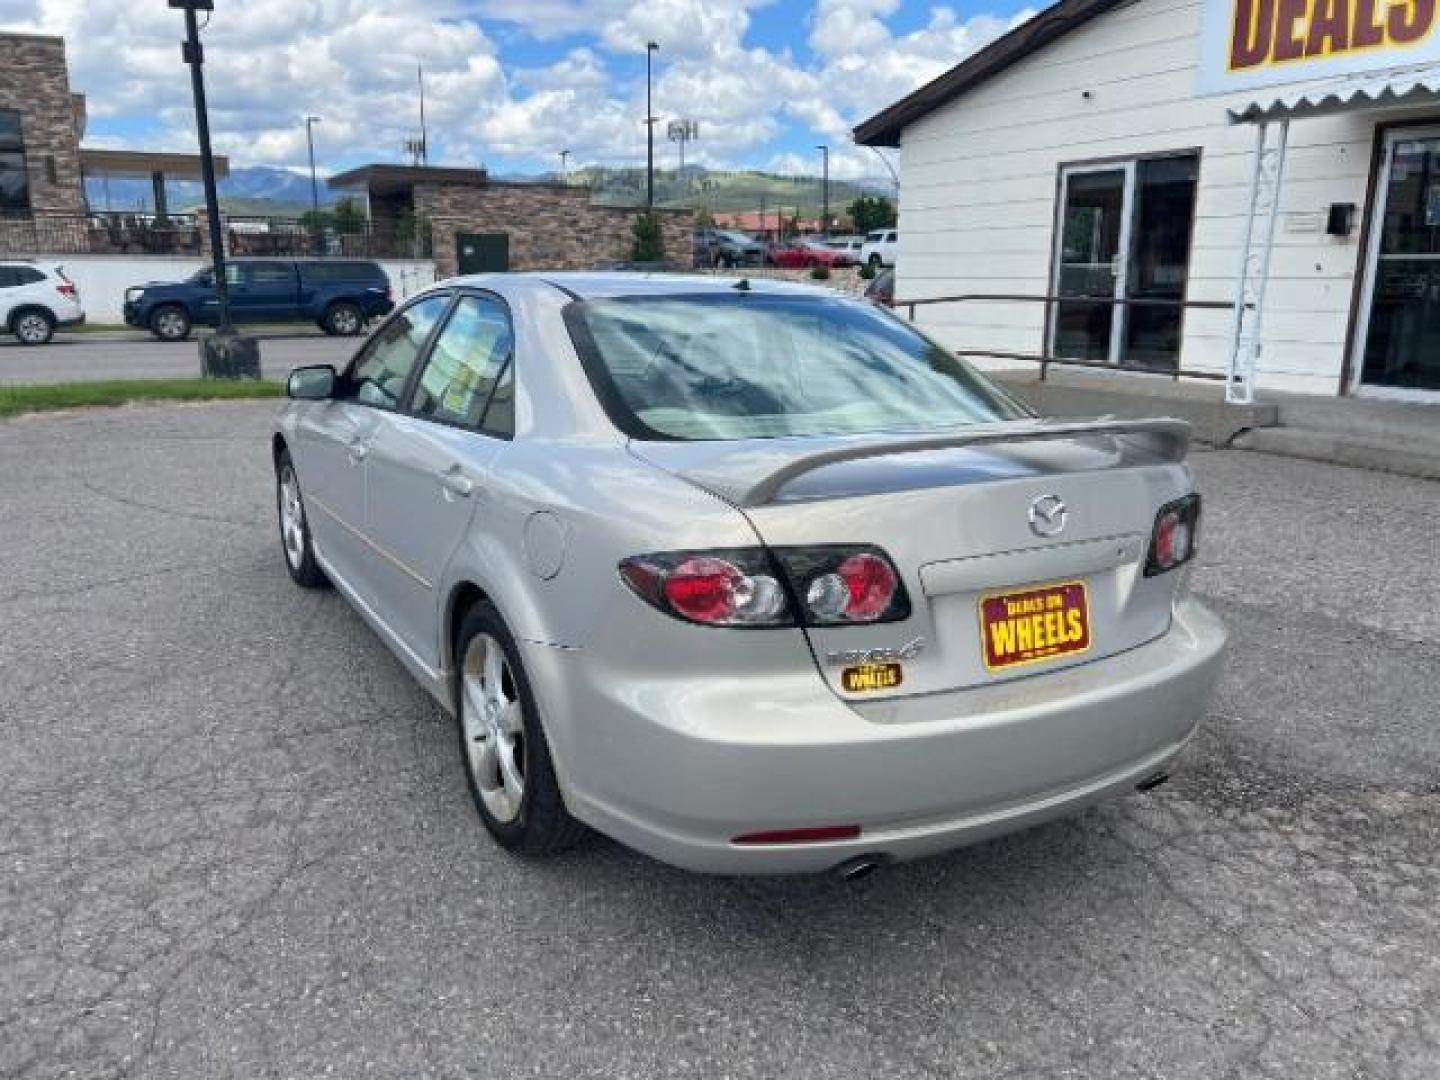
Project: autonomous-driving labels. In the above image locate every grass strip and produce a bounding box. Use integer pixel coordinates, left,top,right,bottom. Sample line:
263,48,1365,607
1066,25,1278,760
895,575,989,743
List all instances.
0,378,282,419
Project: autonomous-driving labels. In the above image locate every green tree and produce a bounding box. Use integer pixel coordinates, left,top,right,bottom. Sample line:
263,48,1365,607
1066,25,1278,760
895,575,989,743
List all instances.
333,197,365,234
847,194,897,234
631,210,666,262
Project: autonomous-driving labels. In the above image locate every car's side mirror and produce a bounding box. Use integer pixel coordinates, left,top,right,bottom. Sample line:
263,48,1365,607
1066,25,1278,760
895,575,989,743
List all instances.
287,365,336,401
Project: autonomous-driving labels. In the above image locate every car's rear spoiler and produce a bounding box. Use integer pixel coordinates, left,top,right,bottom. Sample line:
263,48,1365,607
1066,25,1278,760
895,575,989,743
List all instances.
727,418,1191,507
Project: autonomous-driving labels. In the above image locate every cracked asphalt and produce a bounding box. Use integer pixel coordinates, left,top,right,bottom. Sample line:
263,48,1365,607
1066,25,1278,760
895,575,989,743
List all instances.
2,401,1437,1080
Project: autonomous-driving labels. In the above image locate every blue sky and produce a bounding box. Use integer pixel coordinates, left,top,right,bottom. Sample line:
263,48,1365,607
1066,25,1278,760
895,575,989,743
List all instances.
2,0,1035,179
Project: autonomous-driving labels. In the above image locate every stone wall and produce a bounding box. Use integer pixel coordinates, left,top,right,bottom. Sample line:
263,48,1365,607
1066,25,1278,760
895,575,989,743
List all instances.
413,181,693,276
0,34,86,217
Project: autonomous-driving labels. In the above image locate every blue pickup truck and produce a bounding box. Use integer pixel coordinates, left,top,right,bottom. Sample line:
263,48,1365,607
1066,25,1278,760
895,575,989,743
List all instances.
123,258,394,341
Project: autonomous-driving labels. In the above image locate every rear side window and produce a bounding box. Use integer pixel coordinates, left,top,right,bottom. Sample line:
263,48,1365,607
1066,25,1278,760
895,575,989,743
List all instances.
409,294,514,435
245,262,293,285
300,262,383,285
866,231,884,242
566,293,1028,442
0,266,44,287
340,294,450,410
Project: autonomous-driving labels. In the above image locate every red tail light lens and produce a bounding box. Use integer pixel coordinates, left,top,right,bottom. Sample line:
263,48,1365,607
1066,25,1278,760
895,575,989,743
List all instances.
1145,494,1201,576
620,550,789,626
618,546,910,628
776,545,910,626
56,282,77,299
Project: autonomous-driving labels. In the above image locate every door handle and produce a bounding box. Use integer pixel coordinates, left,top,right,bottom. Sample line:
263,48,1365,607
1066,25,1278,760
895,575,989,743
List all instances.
347,438,369,463
438,466,474,499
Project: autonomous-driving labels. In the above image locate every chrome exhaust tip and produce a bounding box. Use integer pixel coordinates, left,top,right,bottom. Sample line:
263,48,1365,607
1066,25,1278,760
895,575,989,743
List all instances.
833,855,886,882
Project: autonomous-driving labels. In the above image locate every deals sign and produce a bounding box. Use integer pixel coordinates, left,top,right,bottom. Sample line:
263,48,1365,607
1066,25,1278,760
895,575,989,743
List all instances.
1198,0,1440,95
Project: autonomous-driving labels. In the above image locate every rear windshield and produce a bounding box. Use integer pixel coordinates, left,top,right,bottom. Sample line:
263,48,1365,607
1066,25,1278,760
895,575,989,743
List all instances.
566,293,1029,441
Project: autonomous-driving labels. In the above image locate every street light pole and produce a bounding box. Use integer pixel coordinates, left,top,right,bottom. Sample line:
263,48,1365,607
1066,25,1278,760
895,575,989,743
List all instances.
559,149,571,183
172,0,231,333
817,144,830,235
645,41,658,209
305,115,322,216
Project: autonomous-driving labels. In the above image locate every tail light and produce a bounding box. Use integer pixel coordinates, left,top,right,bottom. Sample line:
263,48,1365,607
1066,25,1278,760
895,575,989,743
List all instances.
618,545,909,628
1145,494,1201,576
56,282,77,300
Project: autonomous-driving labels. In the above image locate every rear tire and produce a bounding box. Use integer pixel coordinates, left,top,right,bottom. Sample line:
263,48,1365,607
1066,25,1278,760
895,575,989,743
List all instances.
149,304,191,342
11,308,54,346
323,301,364,337
455,601,586,857
276,450,328,589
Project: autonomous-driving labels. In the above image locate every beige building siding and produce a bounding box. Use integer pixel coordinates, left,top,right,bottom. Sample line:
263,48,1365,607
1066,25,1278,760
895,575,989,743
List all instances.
0,33,86,217
894,0,1438,396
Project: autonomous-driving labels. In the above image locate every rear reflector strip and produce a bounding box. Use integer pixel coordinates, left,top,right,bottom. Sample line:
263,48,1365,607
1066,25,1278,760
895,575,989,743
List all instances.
732,825,862,845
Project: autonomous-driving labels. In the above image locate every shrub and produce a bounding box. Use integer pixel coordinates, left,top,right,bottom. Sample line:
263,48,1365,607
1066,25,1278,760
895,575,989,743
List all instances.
631,210,666,262
858,262,876,281
809,264,831,281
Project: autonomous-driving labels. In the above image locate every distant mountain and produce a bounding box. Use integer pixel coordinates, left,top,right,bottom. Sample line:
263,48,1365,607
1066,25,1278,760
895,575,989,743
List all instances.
83,163,895,218
85,166,339,214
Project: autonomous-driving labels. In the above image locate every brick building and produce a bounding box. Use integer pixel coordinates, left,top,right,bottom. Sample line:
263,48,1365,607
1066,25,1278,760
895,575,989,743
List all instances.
329,165,694,276
0,32,87,218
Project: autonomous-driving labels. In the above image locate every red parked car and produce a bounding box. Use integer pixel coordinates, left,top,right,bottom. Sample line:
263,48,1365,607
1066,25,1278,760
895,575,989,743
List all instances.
767,240,847,269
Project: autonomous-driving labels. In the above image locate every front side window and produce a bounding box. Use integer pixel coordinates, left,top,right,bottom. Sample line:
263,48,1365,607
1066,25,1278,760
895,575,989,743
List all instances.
0,110,29,213
567,293,1028,442
340,293,450,410
410,294,515,434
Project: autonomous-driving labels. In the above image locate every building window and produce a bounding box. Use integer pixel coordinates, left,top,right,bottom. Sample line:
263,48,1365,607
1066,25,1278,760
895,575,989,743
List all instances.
0,109,30,214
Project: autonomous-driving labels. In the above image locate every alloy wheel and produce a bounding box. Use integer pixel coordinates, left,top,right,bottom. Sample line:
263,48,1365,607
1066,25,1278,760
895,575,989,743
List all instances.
331,307,361,335
461,633,526,824
15,313,50,344
154,309,186,340
278,464,307,571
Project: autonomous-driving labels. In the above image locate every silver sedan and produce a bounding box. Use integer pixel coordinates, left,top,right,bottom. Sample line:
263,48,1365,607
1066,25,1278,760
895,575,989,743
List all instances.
273,273,1226,876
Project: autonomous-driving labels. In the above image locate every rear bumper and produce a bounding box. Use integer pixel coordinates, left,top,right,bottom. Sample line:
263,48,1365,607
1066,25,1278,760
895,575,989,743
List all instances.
527,596,1226,874
122,301,143,328
56,310,85,329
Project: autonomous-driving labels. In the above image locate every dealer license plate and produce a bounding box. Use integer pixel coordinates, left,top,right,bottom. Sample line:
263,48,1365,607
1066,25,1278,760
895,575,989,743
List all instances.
979,581,1091,672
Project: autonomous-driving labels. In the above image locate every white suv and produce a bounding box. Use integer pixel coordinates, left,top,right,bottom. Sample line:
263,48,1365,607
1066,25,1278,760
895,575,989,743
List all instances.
860,229,898,269
1,262,86,345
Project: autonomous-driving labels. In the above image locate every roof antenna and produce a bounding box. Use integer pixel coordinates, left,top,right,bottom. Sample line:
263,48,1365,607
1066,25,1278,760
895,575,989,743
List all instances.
733,277,751,291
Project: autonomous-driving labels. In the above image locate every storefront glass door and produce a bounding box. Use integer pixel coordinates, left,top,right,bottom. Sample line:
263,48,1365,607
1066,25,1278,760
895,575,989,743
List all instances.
1355,129,1440,398
1051,155,1198,371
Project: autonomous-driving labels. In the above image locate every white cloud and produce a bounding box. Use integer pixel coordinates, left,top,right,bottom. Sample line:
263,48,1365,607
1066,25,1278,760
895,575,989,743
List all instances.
4,0,1029,175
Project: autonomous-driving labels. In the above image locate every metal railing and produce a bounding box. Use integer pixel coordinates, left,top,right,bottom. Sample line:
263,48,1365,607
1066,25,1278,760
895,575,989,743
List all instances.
0,211,434,260
224,216,434,260
896,292,1240,383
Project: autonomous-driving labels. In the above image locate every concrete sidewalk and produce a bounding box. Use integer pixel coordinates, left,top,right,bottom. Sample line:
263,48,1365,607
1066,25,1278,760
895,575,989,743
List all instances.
994,367,1440,481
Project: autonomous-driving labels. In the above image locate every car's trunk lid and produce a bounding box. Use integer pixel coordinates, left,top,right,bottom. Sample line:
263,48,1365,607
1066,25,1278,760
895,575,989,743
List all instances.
631,420,1193,702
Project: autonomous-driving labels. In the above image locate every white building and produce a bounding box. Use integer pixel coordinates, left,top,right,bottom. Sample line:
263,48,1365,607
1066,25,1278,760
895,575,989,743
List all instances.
856,0,1440,402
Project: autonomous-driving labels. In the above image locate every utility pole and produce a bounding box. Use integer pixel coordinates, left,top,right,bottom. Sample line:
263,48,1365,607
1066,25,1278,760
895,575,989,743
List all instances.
559,149,571,183
417,64,429,165
305,115,322,215
645,41,658,208
817,144,830,235
172,0,229,333
667,120,697,197
170,0,257,376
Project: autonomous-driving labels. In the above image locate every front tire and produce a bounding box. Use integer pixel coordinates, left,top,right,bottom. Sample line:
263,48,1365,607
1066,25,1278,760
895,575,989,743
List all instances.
456,602,586,856
149,304,191,342
276,450,327,588
323,301,364,337
12,308,54,345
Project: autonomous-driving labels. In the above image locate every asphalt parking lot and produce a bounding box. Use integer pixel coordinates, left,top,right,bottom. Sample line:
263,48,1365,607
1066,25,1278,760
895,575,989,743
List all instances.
2,401,1437,1080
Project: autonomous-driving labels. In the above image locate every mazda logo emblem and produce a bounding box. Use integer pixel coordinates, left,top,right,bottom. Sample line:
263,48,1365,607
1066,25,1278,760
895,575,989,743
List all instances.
1028,494,1068,538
